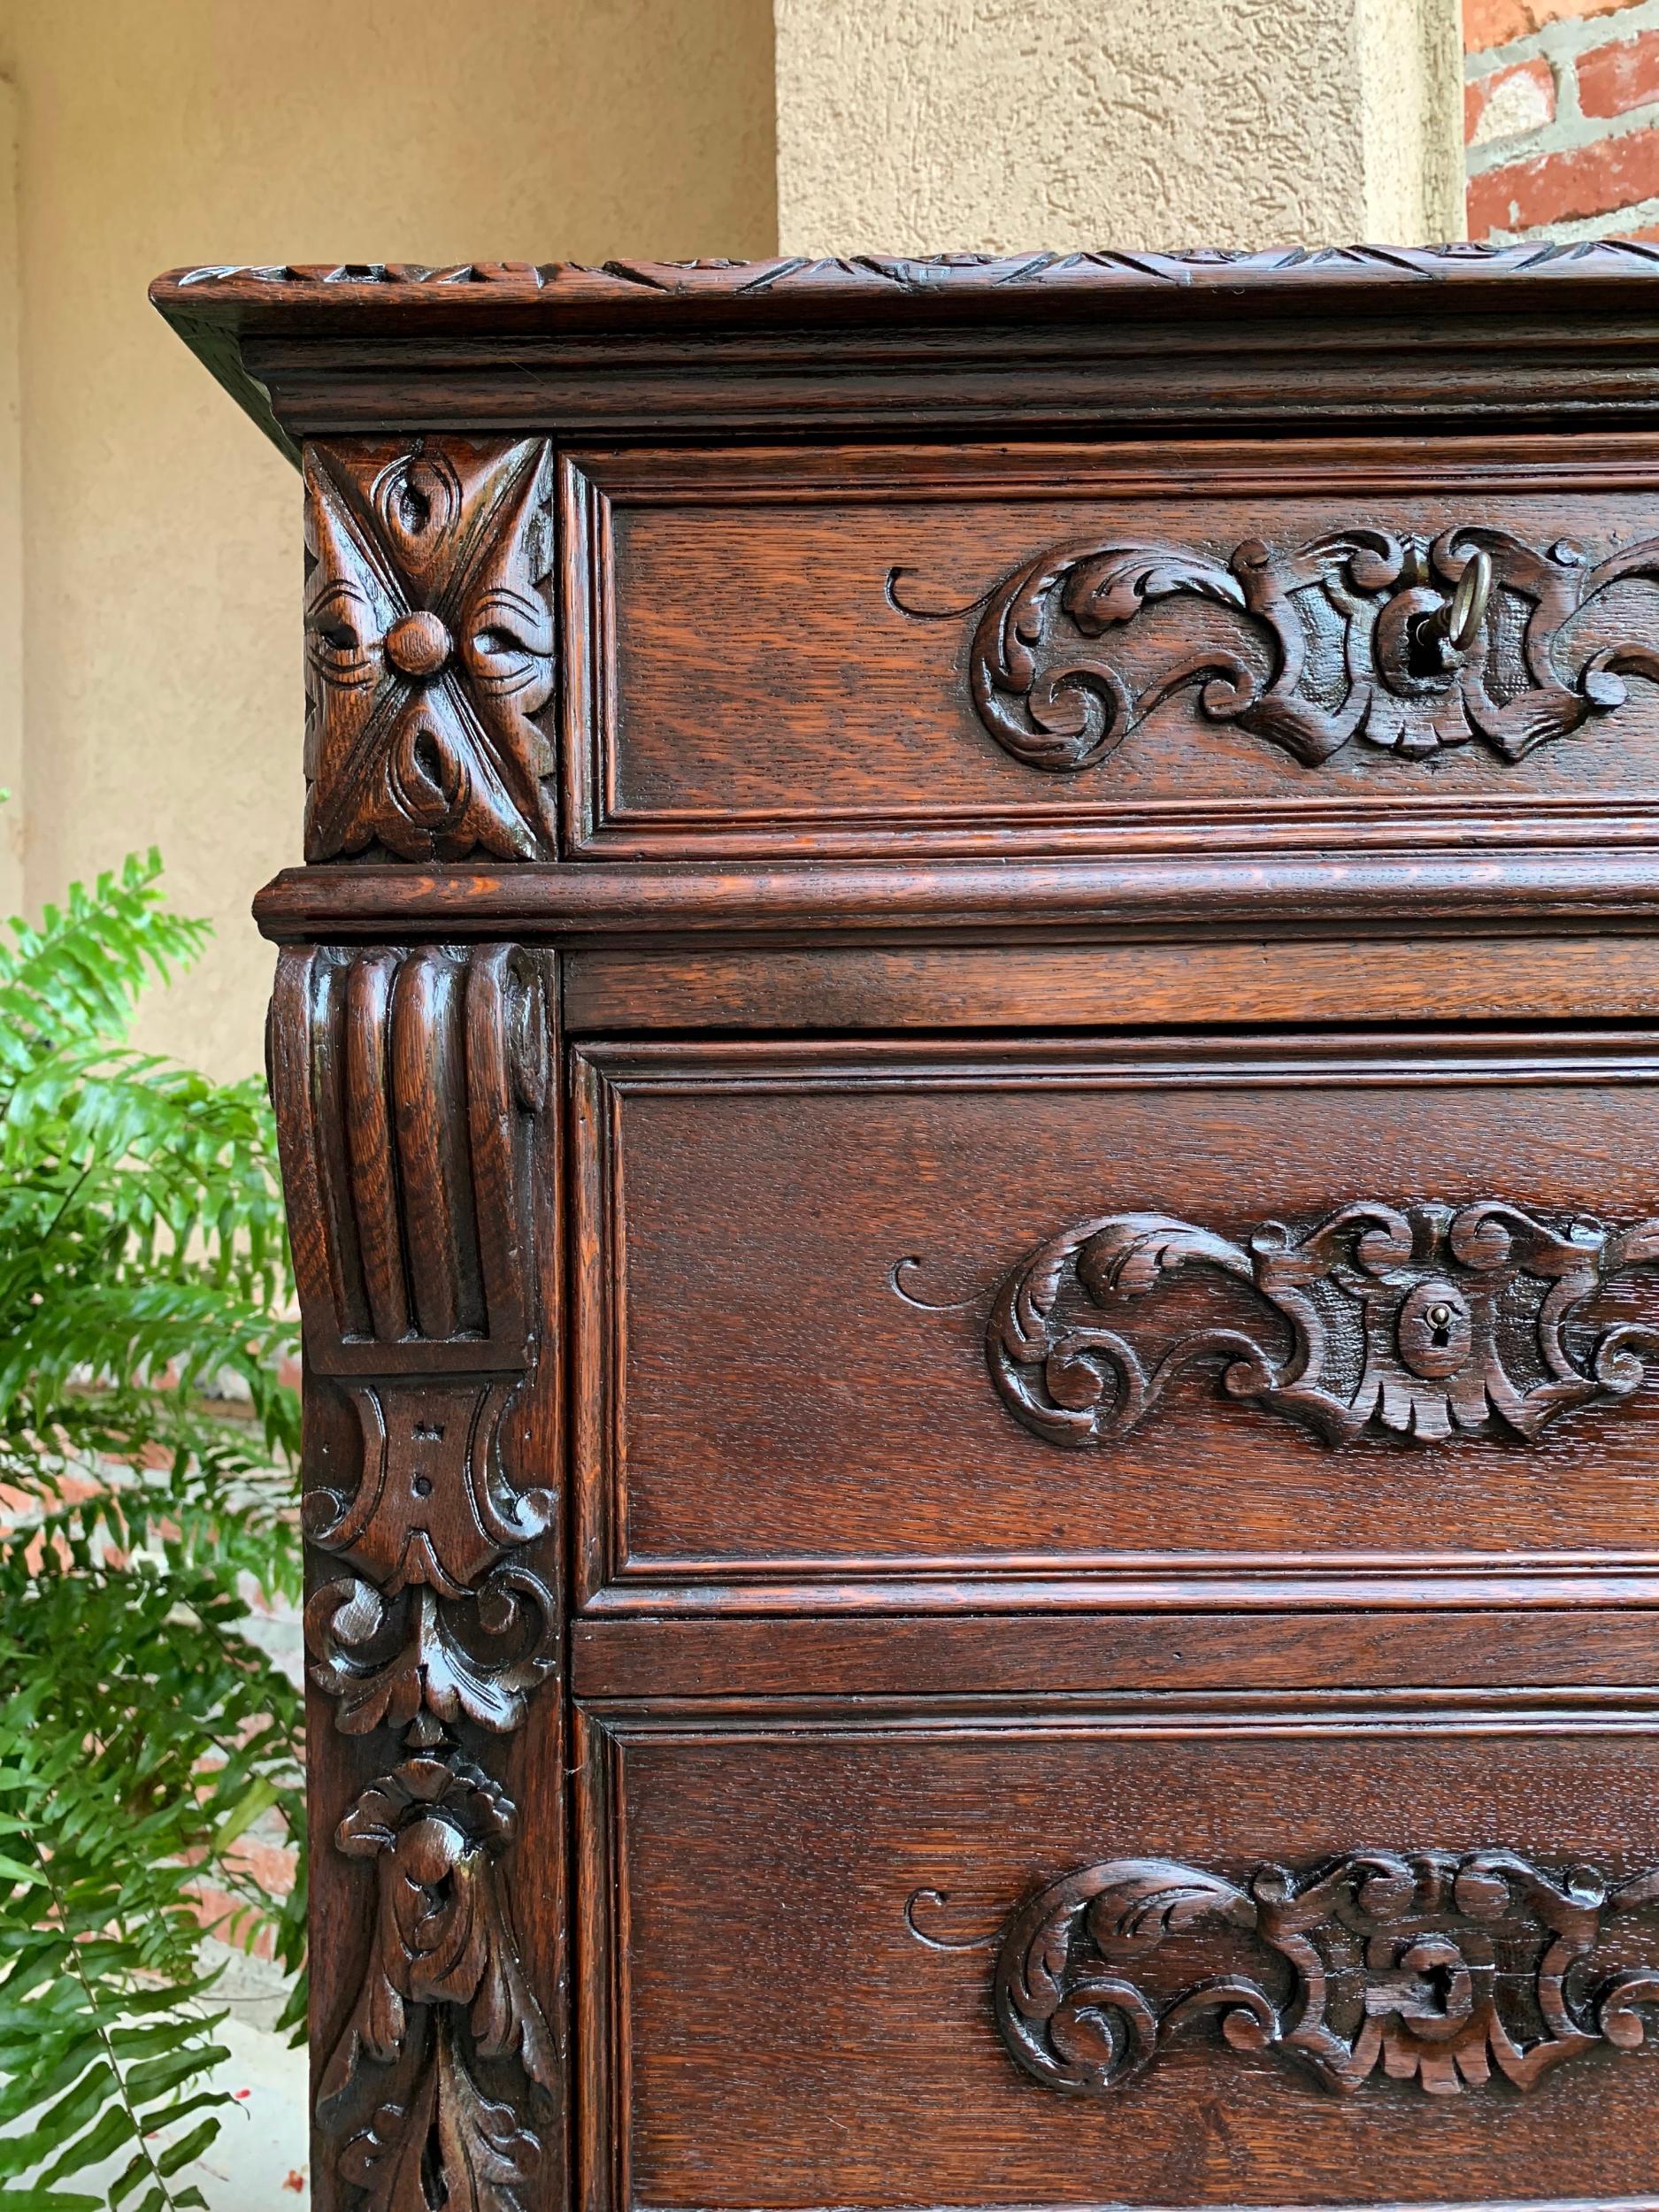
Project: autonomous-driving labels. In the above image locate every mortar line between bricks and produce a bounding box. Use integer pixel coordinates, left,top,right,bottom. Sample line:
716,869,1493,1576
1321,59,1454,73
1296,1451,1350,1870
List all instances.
1466,0,1659,81
1487,185,1659,239
1467,94,1659,176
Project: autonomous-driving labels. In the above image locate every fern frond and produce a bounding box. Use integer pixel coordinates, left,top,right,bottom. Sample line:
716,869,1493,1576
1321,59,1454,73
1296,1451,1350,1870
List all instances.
0,845,303,2199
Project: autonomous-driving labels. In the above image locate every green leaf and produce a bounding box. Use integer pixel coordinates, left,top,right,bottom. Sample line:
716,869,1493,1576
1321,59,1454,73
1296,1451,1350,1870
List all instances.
34,2100,137,2186
122,2045,227,2108
209,1778,280,1855
0,835,304,2203
151,2120,219,2180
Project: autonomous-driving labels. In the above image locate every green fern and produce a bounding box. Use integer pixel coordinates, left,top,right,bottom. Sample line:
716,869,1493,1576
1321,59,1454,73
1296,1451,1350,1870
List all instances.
0,851,303,2208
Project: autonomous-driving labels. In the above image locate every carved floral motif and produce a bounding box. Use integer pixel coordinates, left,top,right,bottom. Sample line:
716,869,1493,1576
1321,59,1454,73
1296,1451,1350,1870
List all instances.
988,1201,1659,1447
319,1757,557,2211
303,439,555,861
269,941,559,2206
898,526,1659,771
981,1851,1659,2100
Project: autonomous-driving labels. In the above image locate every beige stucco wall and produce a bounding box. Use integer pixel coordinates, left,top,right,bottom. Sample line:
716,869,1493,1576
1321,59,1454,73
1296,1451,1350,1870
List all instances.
0,0,776,1079
0,0,1466,1082
773,0,1463,253
0,75,19,922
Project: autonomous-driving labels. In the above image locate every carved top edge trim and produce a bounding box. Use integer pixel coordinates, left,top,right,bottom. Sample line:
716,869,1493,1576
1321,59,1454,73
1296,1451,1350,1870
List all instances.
150,242,1659,322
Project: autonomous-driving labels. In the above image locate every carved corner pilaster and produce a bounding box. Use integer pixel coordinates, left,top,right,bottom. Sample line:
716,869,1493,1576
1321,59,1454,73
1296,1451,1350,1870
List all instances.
269,940,564,2211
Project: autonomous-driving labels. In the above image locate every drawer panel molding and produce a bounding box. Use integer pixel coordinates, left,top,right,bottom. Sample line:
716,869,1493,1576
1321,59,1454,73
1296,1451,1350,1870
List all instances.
588,1717,1659,2207
991,1199,1659,1448
896,525,1659,774
975,1849,1659,2101
565,442,1659,866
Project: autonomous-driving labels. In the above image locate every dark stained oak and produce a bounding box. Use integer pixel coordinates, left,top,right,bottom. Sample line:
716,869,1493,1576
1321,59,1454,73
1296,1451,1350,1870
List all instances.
579,1718,1659,2210
565,439,1659,861
271,941,567,2208
146,248,1659,457
152,250,1659,2212
571,1035,1659,1589
560,935,1659,1033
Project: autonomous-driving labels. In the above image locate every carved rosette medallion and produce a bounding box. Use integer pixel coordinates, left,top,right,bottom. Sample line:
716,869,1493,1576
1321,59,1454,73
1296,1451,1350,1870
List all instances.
988,1200,1659,1448
971,1852,1659,2100
303,437,556,861
895,526,1659,771
270,941,559,2205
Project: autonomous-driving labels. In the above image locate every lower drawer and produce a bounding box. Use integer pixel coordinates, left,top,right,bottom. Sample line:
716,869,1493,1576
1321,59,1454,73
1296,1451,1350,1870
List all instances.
577,1710,1659,2210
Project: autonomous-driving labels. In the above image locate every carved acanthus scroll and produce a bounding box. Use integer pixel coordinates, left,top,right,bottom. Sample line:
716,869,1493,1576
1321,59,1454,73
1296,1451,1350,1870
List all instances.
975,1851,1659,2100
270,941,559,2208
988,1201,1659,1447
303,438,556,862
895,526,1659,771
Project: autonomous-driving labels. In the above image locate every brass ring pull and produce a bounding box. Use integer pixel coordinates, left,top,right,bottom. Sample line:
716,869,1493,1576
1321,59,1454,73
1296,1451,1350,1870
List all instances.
1440,546,1493,654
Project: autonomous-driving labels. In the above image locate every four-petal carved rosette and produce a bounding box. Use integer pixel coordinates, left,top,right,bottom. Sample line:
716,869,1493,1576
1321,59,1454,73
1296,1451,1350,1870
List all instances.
895,525,1659,771
975,1851,1659,2100
303,437,556,861
989,1201,1659,1447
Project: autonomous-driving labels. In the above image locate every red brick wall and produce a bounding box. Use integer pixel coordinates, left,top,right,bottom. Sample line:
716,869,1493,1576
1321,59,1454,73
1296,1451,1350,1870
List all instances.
1466,0,1659,238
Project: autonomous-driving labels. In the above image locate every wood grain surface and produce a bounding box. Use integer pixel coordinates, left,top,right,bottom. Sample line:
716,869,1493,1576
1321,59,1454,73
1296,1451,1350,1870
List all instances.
567,441,1659,860
147,248,1659,2212
572,1034,1659,1594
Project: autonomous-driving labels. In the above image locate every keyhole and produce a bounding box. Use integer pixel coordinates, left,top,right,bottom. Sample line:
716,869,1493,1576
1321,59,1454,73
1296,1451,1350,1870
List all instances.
1403,609,1447,678
1427,1302,1453,1348
396,475,432,535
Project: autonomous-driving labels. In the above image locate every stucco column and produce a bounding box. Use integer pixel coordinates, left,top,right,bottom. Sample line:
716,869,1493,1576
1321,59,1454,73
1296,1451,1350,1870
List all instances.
773,0,1464,253
0,77,19,917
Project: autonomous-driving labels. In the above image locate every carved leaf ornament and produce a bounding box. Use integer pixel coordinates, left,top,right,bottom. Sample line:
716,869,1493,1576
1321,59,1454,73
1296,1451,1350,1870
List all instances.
271,941,559,2207
321,1757,557,2211
983,1851,1659,2101
895,526,1659,772
303,439,555,861
987,1201,1659,1448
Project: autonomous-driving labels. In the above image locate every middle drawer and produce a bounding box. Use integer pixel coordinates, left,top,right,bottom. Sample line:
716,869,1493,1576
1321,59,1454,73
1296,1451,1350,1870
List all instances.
572,1033,1659,1603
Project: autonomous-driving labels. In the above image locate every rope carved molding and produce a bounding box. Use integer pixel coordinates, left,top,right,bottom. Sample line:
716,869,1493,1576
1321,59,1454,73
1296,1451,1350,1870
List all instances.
895,526,1659,771
988,1201,1659,1448
157,240,1659,305
270,941,560,2210
920,1851,1659,2101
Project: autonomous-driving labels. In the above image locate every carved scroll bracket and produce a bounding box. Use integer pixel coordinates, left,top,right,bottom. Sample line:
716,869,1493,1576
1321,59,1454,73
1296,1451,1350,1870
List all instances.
269,938,560,2207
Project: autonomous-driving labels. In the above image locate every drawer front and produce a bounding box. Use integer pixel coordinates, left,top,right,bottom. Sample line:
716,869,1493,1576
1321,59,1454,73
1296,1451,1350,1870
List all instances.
579,1712,1659,2210
572,1035,1659,1601
563,439,1659,859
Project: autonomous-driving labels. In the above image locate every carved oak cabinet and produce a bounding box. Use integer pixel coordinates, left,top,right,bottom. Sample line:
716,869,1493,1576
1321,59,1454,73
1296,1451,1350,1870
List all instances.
151,246,1659,2212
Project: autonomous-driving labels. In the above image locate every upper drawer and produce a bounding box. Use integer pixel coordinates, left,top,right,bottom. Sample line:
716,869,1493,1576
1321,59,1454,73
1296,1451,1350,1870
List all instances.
560,436,1659,859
